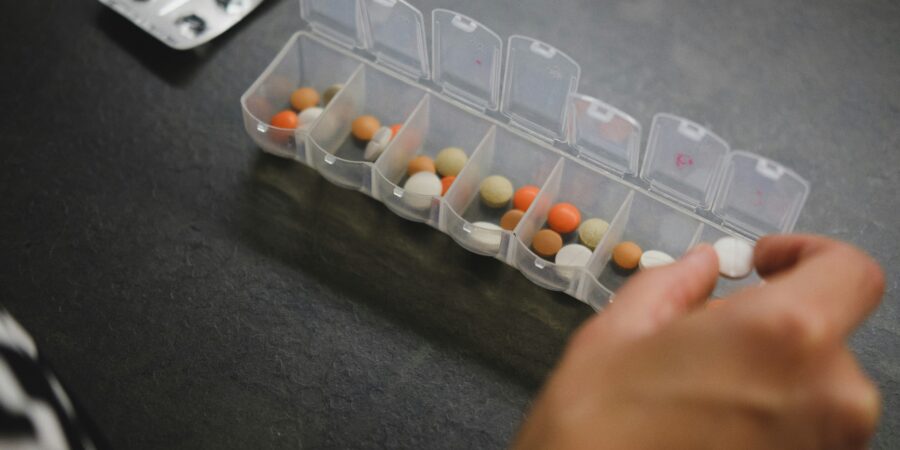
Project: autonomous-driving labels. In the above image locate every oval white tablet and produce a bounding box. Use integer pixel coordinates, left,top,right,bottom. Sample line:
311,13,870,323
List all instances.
713,237,754,279
297,107,324,130
639,250,675,270
555,244,593,267
402,172,442,210
363,126,393,161
471,221,503,251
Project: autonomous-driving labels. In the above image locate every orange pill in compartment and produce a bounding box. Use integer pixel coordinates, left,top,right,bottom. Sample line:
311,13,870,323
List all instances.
407,155,436,176
440,176,456,196
547,203,581,234
533,229,563,258
513,185,540,211
612,241,642,270
290,87,320,111
351,115,381,141
500,209,525,231
270,110,298,129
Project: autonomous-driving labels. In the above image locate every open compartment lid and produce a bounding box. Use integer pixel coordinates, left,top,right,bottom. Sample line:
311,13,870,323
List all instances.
431,9,503,112
640,113,729,209
569,94,641,176
501,36,580,142
360,0,430,80
300,0,366,49
713,150,810,237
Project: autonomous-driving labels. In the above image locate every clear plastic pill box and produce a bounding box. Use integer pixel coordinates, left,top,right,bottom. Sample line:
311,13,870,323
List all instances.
241,0,810,310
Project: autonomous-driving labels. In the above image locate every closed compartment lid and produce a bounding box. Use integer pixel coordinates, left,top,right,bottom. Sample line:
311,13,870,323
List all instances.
501,36,580,142
640,113,730,209
569,94,641,176
360,0,429,80
431,9,503,112
300,0,366,49
713,150,810,237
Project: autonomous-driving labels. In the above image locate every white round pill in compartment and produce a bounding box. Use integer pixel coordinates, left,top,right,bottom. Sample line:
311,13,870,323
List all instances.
363,126,393,161
639,250,675,270
555,244,593,267
713,237,754,279
402,172,442,210
470,222,503,252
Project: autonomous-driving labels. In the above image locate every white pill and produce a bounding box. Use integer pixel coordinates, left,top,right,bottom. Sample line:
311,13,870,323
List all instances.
555,244,593,267
363,126,393,161
402,172,442,210
639,250,676,270
297,107,324,130
470,221,503,251
713,237,754,279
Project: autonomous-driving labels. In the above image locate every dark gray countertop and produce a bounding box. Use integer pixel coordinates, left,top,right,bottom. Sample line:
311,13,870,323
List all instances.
1,0,897,448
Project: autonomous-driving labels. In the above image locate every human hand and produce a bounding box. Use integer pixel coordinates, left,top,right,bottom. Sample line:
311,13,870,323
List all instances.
513,235,885,450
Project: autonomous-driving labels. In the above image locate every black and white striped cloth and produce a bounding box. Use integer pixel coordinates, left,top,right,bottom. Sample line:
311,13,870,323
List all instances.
0,310,104,449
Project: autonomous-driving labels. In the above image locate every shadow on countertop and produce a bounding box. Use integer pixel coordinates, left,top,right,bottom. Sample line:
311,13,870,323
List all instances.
234,151,594,390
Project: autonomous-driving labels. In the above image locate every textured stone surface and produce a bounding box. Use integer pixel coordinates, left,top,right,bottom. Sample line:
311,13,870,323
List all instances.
0,0,897,448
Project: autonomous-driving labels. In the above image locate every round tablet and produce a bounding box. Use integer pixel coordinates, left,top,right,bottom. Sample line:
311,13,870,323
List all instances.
407,155,436,176
290,87,320,111
533,229,563,258
351,115,381,141
298,107,324,129
435,147,468,177
363,126,392,161
713,237,754,279
556,244,593,267
639,250,675,270
270,110,298,129
513,185,540,211
479,175,514,208
612,241,642,270
322,84,343,106
500,209,525,231
403,172,442,210
548,203,581,234
471,221,503,251
578,218,610,249
440,176,455,196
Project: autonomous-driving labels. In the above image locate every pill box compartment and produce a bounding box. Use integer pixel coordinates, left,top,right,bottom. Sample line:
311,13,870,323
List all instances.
511,158,632,292
440,127,561,257
241,32,363,160
373,94,493,223
307,64,427,191
588,191,704,293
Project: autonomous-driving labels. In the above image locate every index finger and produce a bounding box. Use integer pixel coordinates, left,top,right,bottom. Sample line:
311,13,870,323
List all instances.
746,234,885,340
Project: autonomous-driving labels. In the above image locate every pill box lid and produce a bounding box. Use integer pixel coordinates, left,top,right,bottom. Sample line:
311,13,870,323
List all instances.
568,94,641,176
300,0,366,49
640,113,730,210
713,150,810,237
431,10,503,112
501,36,581,142
359,0,430,80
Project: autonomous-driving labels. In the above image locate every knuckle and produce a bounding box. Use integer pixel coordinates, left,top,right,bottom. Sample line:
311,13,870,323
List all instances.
833,245,885,294
827,379,881,446
746,306,826,349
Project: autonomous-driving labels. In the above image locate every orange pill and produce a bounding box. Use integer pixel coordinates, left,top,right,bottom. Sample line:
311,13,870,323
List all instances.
390,123,403,138
352,115,381,141
290,87,320,111
548,203,581,234
407,155,436,176
500,209,525,231
533,229,563,258
612,241,642,270
270,110,298,129
513,185,540,211
441,175,455,196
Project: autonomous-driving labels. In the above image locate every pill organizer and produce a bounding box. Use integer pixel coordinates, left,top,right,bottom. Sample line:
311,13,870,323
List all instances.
100,0,265,50
240,0,810,310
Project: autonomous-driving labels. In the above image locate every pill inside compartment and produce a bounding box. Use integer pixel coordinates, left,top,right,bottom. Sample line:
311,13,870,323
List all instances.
240,32,362,160
373,94,492,224
587,191,704,293
695,225,761,299
512,158,632,292
307,64,426,191
440,127,561,257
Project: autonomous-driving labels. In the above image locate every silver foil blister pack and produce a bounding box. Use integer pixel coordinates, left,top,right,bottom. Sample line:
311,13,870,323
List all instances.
99,0,265,50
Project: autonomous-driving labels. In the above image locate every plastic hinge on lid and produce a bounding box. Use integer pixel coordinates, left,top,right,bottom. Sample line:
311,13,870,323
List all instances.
568,94,641,176
713,150,810,237
300,0,366,49
360,0,430,80
640,113,730,209
501,36,581,142
432,10,503,112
